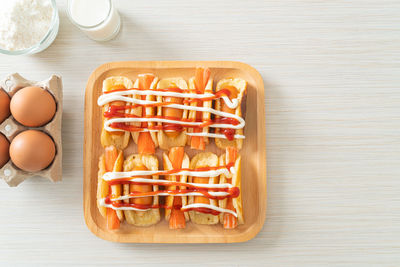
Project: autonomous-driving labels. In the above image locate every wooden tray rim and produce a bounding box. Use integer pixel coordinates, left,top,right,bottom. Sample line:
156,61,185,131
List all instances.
83,60,266,243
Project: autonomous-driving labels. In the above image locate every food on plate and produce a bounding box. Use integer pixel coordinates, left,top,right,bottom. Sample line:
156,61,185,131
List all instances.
10,86,56,127
96,68,247,230
97,149,241,229
187,152,220,225
0,89,10,123
9,130,55,172
98,151,160,228
98,150,241,229
214,78,247,150
156,78,189,150
100,77,132,150
0,133,10,168
98,74,160,153
163,147,190,229
218,147,244,228
97,145,124,229
97,71,247,151
131,74,159,154
187,68,212,150
122,154,160,226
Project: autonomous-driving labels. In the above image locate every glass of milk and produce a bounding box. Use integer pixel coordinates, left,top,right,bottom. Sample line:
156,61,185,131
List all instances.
67,0,121,41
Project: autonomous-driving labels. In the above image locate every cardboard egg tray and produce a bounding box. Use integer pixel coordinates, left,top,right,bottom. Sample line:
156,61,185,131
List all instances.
0,73,62,187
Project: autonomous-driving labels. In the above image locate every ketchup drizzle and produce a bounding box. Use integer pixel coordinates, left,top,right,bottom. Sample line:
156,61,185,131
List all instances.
104,197,221,216
104,163,239,214
107,162,235,184
108,187,239,201
104,198,229,216
102,87,240,139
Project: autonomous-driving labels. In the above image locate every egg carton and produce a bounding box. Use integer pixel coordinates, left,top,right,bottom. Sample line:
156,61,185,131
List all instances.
0,73,62,187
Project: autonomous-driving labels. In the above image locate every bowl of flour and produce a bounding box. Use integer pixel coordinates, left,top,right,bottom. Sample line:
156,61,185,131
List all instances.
0,0,59,55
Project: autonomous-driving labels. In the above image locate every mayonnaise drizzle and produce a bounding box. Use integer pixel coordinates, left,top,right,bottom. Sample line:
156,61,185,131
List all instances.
98,89,239,109
104,117,246,140
107,191,230,201
99,198,148,212
98,88,245,140
102,166,235,181
100,99,244,128
186,132,245,139
105,177,234,189
181,203,237,217
100,166,238,216
104,113,244,129
98,198,237,217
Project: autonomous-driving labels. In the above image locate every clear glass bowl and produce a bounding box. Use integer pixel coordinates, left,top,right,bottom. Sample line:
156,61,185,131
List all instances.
0,0,59,56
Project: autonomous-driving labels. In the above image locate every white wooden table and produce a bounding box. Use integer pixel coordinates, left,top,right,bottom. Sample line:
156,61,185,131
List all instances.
0,0,399,266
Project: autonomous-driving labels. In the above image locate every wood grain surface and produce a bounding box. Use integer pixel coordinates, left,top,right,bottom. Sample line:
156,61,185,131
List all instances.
0,0,399,266
83,61,266,243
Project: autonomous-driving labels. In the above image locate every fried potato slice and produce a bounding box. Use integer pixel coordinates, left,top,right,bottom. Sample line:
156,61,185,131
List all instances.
97,149,124,221
214,78,247,150
123,154,160,227
100,76,133,150
97,155,108,218
188,152,219,225
218,153,244,225
157,78,188,150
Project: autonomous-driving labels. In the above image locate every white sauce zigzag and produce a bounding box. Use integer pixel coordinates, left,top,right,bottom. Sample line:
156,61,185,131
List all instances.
98,89,245,139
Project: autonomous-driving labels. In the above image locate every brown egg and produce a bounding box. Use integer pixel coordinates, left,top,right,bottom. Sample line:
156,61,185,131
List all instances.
0,89,10,123
0,133,10,168
10,86,56,127
10,130,56,172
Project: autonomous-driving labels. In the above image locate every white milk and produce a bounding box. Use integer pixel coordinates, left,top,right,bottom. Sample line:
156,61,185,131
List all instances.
68,0,121,41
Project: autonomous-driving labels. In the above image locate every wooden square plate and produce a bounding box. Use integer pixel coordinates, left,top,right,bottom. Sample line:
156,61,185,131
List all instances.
83,61,266,243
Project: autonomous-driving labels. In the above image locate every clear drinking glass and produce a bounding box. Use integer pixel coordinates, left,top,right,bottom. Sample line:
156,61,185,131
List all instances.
67,0,121,42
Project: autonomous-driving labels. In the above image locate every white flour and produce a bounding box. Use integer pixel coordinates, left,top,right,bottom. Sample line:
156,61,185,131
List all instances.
0,0,54,51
